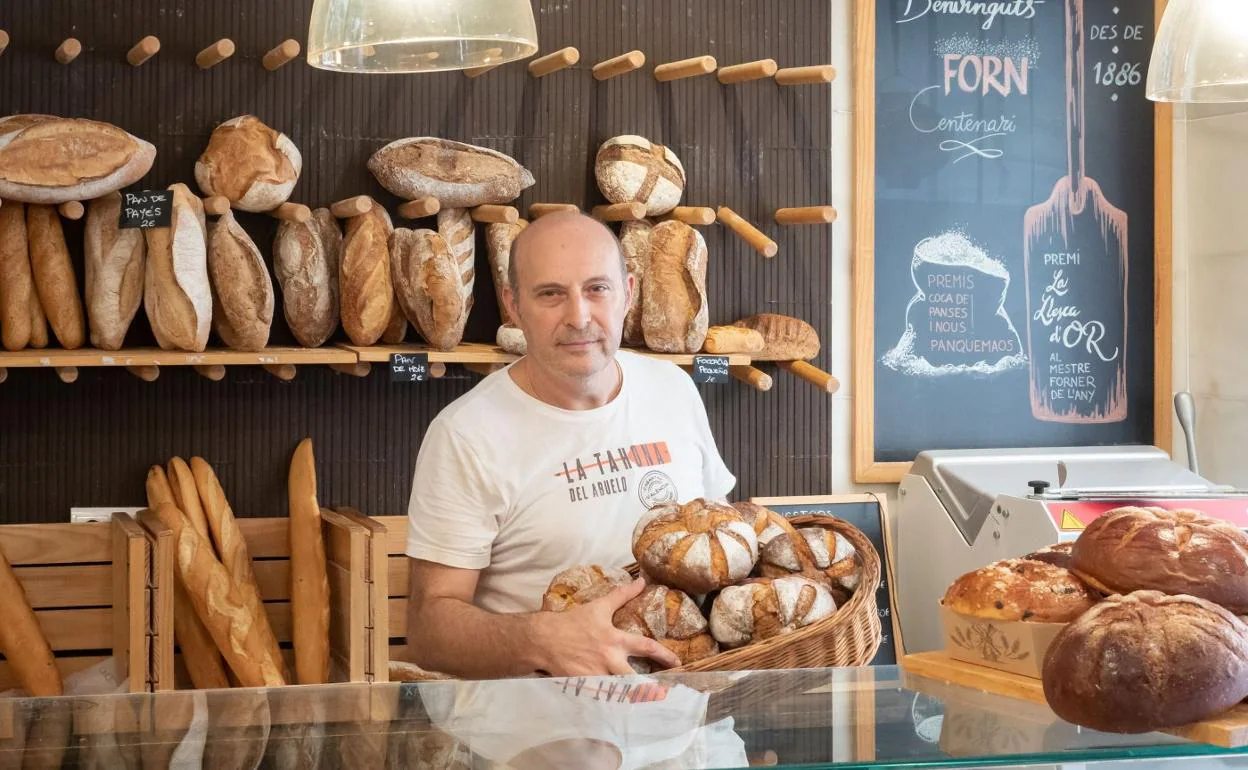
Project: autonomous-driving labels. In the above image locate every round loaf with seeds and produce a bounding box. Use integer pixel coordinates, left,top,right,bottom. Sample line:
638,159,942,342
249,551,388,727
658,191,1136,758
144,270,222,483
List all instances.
631,498,758,595
942,558,1099,623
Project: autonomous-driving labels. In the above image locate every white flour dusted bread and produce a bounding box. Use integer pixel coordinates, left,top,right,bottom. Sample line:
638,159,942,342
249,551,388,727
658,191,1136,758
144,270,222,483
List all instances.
642,220,708,354
613,584,719,671
144,183,211,351
195,115,302,212
760,527,862,599
631,499,758,595
85,192,146,350
0,115,156,204
391,227,470,351
619,219,653,346
595,135,686,216
274,208,340,347
733,501,799,550
485,221,524,325
208,210,274,351
541,565,632,612
496,323,527,355
368,137,534,208
709,576,836,649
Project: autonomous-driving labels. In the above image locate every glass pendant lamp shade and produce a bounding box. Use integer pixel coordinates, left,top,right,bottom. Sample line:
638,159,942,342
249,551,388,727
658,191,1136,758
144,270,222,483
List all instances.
307,0,539,74
1146,0,1248,102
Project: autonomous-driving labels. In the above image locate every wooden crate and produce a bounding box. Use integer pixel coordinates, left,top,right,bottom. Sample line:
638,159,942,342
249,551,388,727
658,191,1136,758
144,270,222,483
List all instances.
354,515,407,682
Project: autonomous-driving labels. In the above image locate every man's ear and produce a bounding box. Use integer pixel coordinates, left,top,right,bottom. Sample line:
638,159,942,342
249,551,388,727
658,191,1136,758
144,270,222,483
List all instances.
503,284,521,326
624,272,636,308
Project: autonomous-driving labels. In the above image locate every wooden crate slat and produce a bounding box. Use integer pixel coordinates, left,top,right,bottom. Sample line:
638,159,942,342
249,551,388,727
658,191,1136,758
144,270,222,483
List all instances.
0,656,108,693
235,518,291,558
371,515,407,556
252,559,291,601
11,565,112,608
387,556,408,598
20,607,113,651
112,515,147,691
0,522,112,566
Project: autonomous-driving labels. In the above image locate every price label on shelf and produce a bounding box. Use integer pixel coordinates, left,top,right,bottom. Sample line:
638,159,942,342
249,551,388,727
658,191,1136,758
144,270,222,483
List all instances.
389,352,430,383
118,190,173,229
691,355,730,384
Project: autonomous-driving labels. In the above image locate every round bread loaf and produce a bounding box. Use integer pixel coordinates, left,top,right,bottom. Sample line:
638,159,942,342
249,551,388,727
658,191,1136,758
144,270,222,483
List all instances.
1022,541,1074,570
631,498,758,594
942,559,1099,623
195,115,301,213
760,527,862,597
1042,591,1248,733
595,136,686,216
1071,506,1248,613
496,323,527,355
732,501,798,550
709,576,835,649
731,313,820,361
613,584,718,672
540,564,632,612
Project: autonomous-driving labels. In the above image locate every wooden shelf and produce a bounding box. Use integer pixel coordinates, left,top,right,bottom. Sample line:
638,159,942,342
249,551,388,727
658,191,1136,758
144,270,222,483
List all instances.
341,343,753,366
0,347,357,368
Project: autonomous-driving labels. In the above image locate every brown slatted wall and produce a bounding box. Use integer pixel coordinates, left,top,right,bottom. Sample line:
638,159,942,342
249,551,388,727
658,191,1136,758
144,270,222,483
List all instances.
0,0,831,522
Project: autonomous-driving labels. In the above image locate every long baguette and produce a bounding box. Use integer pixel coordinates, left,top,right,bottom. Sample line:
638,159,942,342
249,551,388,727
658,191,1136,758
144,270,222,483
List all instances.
145,465,175,508
149,503,285,688
0,546,60,697
167,457,212,543
289,438,330,685
191,457,289,683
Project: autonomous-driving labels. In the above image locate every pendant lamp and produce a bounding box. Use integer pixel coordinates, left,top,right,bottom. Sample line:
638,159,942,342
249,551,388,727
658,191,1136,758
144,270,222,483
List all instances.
1146,0,1248,102
306,0,539,74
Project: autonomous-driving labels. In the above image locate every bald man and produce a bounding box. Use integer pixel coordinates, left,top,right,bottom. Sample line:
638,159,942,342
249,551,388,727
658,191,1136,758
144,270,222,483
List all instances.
404,212,736,678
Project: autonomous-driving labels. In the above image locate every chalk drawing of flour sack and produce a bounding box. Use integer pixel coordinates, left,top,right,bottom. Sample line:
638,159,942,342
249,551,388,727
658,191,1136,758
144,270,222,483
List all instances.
882,230,1028,377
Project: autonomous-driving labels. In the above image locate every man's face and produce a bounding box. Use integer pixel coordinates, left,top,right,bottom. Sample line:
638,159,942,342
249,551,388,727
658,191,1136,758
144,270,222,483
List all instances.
504,217,632,380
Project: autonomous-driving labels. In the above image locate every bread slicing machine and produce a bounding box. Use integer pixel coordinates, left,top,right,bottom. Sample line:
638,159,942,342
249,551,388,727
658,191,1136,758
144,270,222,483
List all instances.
894,444,1248,655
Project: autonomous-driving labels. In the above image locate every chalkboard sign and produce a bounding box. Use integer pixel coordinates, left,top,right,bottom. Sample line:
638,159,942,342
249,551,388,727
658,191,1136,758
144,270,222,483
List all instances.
119,190,172,229
751,495,901,666
691,355,729,384
389,353,430,383
853,0,1170,482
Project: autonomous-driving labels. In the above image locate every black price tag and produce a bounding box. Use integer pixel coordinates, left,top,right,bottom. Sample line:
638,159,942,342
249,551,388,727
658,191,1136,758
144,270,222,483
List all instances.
119,191,173,229
691,355,729,384
390,352,430,382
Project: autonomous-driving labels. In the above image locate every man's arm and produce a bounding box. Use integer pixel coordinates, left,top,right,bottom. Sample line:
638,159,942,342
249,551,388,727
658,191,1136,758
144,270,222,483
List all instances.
405,558,680,679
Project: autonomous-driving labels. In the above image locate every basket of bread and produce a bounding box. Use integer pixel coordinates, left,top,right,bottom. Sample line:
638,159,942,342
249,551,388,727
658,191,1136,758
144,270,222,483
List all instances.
938,506,1248,735
542,498,883,673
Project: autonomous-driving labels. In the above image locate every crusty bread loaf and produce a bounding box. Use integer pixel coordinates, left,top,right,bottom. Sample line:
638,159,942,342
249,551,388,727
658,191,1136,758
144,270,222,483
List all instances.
166,457,212,542
0,115,156,204
382,302,408,343
942,558,1099,623
0,540,61,696
391,228,468,351
1042,591,1248,733
496,323,527,355
732,313,820,361
619,219,653,346
1023,542,1074,570
144,183,211,352
485,221,523,325
145,465,175,508
760,527,862,597
1071,506,1248,613
642,220,707,354
195,115,301,213
340,203,394,346
274,208,340,347
709,576,835,649
595,136,686,216
368,137,534,208
27,204,85,349
632,499,758,594
541,564,632,612
208,210,273,351
0,200,48,351
613,584,718,671
733,501,799,550
84,192,146,350
703,326,764,354
289,438,330,686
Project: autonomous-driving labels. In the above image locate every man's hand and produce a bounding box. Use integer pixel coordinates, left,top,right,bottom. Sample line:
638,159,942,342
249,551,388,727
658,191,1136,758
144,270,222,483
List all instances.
528,578,682,676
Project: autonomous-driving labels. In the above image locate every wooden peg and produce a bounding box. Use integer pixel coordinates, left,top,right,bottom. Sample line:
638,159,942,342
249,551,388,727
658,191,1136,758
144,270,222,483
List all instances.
329,362,371,378
717,59,777,84
470,205,519,224
775,65,836,85
193,364,226,381
0,367,7,385
126,36,160,67
127,365,159,382
262,39,300,71
463,362,504,377
55,38,82,65
398,197,440,219
667,206,715,226
57,201,84,221
777,360,839,393
0,30,9,57
654,55,717,82
528,46,579,77
429,362,447,379
729,365,772,392
330,196,372,218
593,50,645,80
263,363,296,381
775,206,837,225
717,206,778,258
56,366,78,384
201,196,230,216
196,39,235,69
592,202,646,222
270,203,311,223
529,203,579,218
464,47,504,78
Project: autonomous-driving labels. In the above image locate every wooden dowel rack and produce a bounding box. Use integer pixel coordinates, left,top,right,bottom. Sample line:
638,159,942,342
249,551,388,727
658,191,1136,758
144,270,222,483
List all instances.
55,38,81,65
775,65,836,85
592,202,646,222
56,367,78,384
262,363,296,381
717,207,778,257
470,205,519,224
398,197,440,219
270,203,310,223
717,59,777,84
127,365,159,382
57,201,84,221
593,50,645,80
775,206,837,225
193,364,226,382
654,55,717,81
729,365,772,392
777,360,839,394
126,36,160,67
530,203,579,218
329,362,371,378
196,39,235,69
668,206,716,226
330,196,372,218
529,47,579,77
262,39,300,71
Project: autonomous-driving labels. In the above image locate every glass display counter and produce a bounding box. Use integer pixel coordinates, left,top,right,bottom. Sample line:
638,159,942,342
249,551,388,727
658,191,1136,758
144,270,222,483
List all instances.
0,665,1244,769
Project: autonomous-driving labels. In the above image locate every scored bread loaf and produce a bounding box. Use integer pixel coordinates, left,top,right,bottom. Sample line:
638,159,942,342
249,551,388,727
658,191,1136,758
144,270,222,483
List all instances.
340,203,394,346
595,136,686,216
382,302,408,344
485,221,524,326
0,200,49,350
289,438,330,685
703,326,764,355
274,208,341,347
733,501,799,550
167,457,212,542
541,564,632,612
632,499,759,594
642,220,708,354
391,228,468,352
27,204,85,349
0,115,157,204
368,137,534,208
732,313,820,361
208,210,273,351
613,584,719,672
195,115,301,213
84,192,146,350
619,219,653,346
433,207,475,345
709,576,836,649
0,537,61,696
760,527,862,602
943,558,1099,623
1023,542,1074,570
144,183,211,352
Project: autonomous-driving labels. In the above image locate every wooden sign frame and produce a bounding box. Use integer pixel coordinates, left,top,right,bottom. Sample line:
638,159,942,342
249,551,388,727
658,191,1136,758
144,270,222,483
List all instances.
851,0,1174,483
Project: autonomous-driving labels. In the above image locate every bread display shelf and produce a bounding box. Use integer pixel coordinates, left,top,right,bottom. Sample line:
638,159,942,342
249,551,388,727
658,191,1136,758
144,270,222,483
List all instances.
0,346,357,368
343,342,754,367
902,651,1248,749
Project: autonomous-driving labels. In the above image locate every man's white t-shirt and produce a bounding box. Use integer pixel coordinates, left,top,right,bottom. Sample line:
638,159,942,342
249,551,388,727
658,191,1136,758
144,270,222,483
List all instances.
405,350,737,614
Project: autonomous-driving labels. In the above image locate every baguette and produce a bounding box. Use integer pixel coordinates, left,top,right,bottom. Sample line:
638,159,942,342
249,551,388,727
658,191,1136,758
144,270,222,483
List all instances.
0,542,60,697
0,200,47,350
84,192,146,350
702,325,764,354
145,465,175,508
167,457,212,542
149,503,285,688
289,438,330,685
27,204,85,349
340,203,394,346
191,457,289,684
